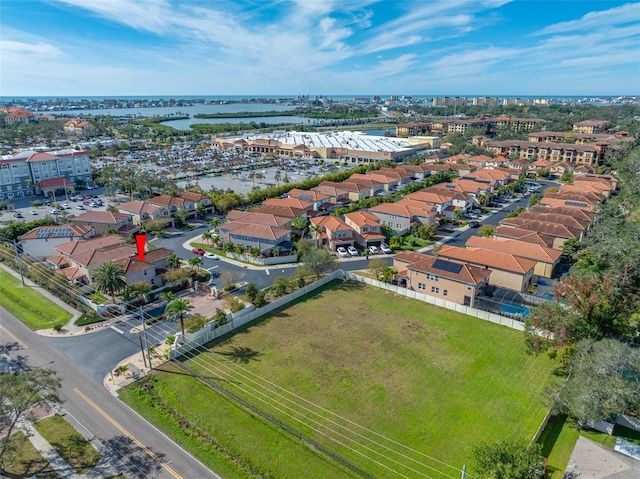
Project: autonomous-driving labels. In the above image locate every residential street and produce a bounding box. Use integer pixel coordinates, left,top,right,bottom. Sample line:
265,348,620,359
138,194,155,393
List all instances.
1,308,220,479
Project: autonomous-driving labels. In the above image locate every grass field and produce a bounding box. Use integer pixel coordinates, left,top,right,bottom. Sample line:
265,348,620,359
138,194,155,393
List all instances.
0,269,72,330
0,431,61,478
34,414,102,474
121,280,554,479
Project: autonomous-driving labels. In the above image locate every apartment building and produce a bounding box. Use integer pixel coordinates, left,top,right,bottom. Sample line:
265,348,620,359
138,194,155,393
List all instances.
572,120,610,134
0,149,93,200
484,140,606,166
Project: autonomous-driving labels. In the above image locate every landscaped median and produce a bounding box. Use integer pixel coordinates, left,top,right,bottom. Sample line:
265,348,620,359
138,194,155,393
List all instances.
121,280,555,479
0,269,72,330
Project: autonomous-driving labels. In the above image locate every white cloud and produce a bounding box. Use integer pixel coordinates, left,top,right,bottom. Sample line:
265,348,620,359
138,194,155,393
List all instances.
536,2,640,35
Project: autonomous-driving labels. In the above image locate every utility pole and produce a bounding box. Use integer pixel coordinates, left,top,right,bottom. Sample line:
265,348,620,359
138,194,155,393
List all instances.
461,464,466,479
12,240,25,286
140,306,153,371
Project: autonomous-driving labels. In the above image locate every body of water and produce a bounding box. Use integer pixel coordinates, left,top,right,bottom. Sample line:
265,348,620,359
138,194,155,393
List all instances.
162,116,312,130
42,102,297,117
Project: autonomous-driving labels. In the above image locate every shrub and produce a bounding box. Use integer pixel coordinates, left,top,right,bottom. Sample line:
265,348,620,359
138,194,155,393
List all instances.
213,308,228,326
53,324,63,332
225,296,246,313
75,313,105,326
272,276,290,297
165,335,176,345
223,283,236,292
245,283,258,302
253,290,268,308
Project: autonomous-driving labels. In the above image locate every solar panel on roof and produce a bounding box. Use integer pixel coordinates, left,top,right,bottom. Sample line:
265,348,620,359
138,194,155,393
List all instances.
432,259,463,274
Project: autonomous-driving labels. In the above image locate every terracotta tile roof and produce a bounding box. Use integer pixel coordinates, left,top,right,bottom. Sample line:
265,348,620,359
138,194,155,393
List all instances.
408,256,492,285
118,200,166,215
69,211,132,224
538,197,596,211
344,175,384,188
311,184,350,198
19,224,92,241
59,267,86,280
423,186,473,201
55,235,125,256
287,189,331,202
437,245,537,274
310,215,350,232
368,201,436,219
405,190,452,205
262,197,314,210
178,191,209,202
466,236,561,263
528,205,596,222
224,222,290,240
253,204,306,218
493,226,555,247
394,251,429,264
45,256,70,267
148,195,192,207
462,169,511,181
560,184,607,197
142,247,173,262
344,210,380,228
26,152,57,162
34,177,75,189
113,256,156,275
517,211,590,230
225,210,291,227
500,217,581,238
71,244,137,267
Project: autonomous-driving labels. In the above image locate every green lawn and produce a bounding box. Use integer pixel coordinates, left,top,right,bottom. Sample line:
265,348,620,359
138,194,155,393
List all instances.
0,269,72,330
121,280,554,479
0,431,61,478
538,415,640,478
34,414,102,474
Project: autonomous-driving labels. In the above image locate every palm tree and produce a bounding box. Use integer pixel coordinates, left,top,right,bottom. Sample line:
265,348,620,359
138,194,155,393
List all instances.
256,172,265,184
202,231,212,246
274,170,282,185
209,218,222,232
166,253,182,269
310,223,322,248
188,256,203,270
160,291,176,303
93,261,127,303
164,298,192,340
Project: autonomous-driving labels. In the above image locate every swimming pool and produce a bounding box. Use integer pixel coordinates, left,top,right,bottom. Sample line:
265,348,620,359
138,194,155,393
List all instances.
500,303,531,317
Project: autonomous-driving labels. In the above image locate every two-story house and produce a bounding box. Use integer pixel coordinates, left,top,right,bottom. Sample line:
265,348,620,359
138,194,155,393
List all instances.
19,224,93,259
309,216,354,251
436,245,536,293
343,211,386,248
117,200,172,226
368,200,436,235
287,189,332,211
402,256,492,306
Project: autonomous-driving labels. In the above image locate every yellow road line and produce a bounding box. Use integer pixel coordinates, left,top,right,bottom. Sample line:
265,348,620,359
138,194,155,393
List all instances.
0,323,28,349
74,388,182,479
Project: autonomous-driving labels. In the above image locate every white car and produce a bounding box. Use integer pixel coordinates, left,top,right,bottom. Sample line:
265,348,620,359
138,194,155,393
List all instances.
336,247,349,258
50,209,59,214
369,245,379,255
29,209,37,215
204,252,219,260
379,244,392,254
76,204,85,210
61,203,70,209
347,246,358,256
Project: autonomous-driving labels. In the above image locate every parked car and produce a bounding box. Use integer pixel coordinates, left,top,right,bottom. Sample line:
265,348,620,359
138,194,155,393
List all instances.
369,245,379,255
76,204,85,210
469,221,480,228
347,246,358,256
89,202,97,207
12,212,23,218
61,203,70,209
29,209,37,215
50,209,59,214
379,243,392,254
192,248,205,255
336,247,349,258
204,252,219,260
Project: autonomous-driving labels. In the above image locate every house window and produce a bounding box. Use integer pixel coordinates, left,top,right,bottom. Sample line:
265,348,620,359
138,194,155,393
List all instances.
467,284,473,290
418,282,425,290
431,286,439,293
443,290,448,297
427,274,439,282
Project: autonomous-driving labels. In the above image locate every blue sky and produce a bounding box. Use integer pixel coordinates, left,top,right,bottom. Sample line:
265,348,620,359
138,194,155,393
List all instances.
1,0,639,96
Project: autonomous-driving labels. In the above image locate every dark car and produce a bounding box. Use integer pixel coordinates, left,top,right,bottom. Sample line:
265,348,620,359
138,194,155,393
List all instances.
192,248,206,255
469,221,480,228
13,212,23,218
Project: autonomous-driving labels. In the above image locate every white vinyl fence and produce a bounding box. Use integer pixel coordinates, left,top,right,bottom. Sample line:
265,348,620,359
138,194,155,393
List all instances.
170,271,341,359
342,271,525,331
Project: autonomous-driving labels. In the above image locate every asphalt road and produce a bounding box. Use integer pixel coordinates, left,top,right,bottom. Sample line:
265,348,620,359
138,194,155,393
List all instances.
1,308,219,479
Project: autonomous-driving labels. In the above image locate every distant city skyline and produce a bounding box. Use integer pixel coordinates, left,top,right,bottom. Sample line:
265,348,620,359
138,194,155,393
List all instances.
1,1,639,97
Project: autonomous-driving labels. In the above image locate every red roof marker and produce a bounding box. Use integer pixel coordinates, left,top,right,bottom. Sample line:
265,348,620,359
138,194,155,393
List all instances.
135,234,147,261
